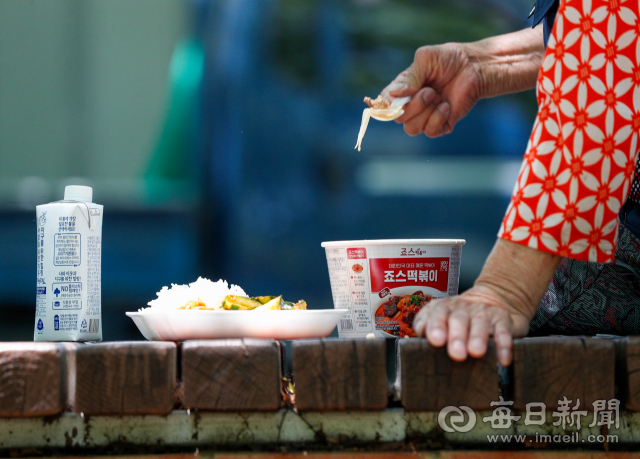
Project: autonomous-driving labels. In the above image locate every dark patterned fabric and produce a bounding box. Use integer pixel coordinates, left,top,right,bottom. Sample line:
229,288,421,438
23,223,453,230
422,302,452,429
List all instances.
630,166,640,204
529,223,640,335
522,0,640,333
530,0,558,47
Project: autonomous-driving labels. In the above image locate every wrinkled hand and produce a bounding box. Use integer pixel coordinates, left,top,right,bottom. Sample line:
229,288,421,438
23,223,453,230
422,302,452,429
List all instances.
379,27,545,138
380,42,483,138
412,285,531,367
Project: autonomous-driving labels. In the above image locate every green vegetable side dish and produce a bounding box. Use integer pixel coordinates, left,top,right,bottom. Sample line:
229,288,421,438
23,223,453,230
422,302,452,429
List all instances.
253,296,277,304
222,296,262,310
222,295,308,311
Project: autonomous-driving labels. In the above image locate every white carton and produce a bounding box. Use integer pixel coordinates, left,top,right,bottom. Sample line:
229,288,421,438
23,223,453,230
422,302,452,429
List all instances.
321,239,465,338
34,186,103,341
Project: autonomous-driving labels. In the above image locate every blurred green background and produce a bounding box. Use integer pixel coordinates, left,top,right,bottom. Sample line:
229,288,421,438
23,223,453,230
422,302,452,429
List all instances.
0,0,187,182
0,0,537,341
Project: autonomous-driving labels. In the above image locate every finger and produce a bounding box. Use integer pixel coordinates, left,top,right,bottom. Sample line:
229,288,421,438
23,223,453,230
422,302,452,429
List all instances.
399,64,425,93
381,71,417,100
425,302,450,347
380,71,406,99
447,309,470,361
493,319,514,367
467,313,490,358
387,81,408,94
394,86,438,126
423,101,452,138
402,88,440,135
413,305,428,337
393,87,430,125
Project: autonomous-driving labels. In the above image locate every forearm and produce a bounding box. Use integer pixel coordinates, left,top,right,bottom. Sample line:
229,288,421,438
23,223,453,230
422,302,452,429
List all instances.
474,238,560,321
466,26,545,99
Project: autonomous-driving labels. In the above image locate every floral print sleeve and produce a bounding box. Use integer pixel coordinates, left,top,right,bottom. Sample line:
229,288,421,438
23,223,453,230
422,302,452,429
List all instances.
499,0,640,263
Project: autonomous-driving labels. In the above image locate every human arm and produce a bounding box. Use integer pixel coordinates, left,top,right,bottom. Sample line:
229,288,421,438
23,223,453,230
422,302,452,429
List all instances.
412,238,561,367
381,26,545,138
382,27,552,365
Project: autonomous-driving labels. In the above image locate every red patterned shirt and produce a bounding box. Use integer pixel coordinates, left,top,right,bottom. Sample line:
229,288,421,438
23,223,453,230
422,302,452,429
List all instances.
499,0,640,263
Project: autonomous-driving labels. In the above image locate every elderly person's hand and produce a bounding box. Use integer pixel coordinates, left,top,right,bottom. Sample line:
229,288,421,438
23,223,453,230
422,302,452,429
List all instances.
381,42,482,138
378,26,550,365
381,27,545,138
412,239,561,367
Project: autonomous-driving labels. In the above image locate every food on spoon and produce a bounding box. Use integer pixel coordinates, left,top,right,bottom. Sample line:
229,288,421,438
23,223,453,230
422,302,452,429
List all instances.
364,95,391,109
355,95,411,151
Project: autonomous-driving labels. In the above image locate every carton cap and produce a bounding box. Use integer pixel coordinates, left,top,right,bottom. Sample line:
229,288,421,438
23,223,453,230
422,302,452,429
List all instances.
64,185,93,203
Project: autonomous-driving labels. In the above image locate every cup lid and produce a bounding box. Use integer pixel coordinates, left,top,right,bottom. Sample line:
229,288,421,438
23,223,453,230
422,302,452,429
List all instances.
321,239,466,247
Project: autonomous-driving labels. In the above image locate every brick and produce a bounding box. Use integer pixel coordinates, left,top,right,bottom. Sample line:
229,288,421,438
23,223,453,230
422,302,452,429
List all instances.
216,455,423,459
397,338,498,411
292,338,388,411
513,337,615,410
0,342,73,417
216,454,640,459
182,339,282,411
443,453,640,459
73,341,176,415
618,336,640,410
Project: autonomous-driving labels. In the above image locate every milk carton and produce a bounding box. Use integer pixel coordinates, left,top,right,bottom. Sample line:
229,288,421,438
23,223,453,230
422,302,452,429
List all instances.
34,185,103,341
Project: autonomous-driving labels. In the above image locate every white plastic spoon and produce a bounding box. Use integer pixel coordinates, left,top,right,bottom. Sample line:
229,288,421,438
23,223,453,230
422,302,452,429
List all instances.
355,96,412,151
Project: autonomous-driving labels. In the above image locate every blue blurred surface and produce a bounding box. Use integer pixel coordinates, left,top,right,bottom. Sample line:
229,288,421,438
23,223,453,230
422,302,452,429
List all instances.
197,0,537,302
0,0,538,341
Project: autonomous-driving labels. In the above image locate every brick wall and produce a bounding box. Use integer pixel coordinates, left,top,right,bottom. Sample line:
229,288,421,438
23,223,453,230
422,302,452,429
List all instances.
0,337,633,417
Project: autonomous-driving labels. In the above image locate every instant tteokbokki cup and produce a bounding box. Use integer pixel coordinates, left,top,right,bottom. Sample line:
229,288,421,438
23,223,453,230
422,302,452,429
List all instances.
321,239,465,338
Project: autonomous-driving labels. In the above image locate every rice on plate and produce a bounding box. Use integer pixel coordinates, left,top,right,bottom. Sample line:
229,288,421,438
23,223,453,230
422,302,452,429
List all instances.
140,277,246,312
128,277,344,340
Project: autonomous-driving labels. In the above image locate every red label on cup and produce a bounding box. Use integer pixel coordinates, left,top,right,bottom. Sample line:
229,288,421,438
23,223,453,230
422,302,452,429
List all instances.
347,248,367,259
369,257,450,292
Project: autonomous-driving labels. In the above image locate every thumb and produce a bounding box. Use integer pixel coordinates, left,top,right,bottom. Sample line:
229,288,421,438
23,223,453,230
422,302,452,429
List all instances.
386,65,426,98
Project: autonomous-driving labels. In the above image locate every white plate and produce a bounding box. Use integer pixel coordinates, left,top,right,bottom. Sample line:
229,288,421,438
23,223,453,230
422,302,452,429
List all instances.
126,309,349,341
